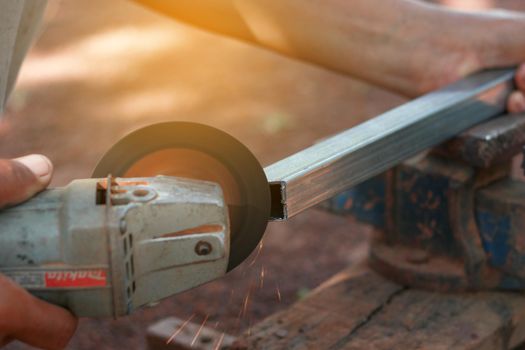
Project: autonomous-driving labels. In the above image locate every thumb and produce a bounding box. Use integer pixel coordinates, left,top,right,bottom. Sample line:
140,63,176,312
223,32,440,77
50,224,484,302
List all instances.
0,155,53,209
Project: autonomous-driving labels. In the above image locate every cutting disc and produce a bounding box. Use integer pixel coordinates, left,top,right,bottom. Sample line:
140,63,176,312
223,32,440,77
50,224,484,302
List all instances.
92,122,270,271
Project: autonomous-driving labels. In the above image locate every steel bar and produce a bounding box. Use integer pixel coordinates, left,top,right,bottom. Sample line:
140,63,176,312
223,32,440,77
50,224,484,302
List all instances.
265,68,516,220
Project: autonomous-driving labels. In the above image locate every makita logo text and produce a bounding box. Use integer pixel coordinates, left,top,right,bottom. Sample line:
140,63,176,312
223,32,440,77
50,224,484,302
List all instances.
45,270,107,288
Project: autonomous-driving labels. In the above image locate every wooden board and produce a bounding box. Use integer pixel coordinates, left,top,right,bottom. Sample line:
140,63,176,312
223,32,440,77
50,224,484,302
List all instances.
233,265,525,350
147,317,235,350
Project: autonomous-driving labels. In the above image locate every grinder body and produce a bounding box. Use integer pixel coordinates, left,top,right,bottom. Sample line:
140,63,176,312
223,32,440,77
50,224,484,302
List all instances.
0,176,230,317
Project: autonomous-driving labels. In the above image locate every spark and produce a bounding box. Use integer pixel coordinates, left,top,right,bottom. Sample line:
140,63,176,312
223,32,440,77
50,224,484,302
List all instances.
259,266,265,289
235,282,251,330
242,288,252,318
242,292,250,317
213,332,226,350
276,284,282,302
190,314,210,347
166,314,195,344
247,317,253,337
248,240,264,267
236,306,243,322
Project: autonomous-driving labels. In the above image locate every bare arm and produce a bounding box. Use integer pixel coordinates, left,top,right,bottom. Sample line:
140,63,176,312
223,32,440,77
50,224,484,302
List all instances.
132,0,255,41
133,0,525,110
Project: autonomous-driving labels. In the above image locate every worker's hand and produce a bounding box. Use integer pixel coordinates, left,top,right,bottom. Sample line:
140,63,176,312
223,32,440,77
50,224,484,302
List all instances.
508,64,525,114
0,155,78,350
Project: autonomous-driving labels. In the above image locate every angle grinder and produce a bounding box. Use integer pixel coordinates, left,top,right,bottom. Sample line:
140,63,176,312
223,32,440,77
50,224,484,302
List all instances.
0,122,271,317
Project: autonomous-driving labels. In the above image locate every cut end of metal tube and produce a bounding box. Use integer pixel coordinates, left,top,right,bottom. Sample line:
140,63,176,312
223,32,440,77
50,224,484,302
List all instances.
269,182,287,220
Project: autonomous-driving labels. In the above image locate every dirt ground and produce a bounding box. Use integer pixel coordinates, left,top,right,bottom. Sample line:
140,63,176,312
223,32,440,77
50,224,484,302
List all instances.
1,1,524,349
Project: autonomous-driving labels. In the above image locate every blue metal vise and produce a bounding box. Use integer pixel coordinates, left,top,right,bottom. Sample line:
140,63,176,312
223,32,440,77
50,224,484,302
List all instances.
324,114,525,291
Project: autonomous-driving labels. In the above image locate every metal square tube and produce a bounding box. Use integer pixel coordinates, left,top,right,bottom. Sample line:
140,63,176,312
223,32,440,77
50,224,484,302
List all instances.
265,68,515,220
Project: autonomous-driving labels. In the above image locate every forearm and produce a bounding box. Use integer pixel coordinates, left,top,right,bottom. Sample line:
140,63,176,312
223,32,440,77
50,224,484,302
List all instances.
233,0,446,95
134,0,525,96
132,0,256,41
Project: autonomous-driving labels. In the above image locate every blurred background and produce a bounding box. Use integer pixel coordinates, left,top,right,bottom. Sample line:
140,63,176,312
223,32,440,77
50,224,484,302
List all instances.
1,0,524,348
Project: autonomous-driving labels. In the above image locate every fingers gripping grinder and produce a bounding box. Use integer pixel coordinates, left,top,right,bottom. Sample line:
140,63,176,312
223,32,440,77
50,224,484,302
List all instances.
0,123,271,317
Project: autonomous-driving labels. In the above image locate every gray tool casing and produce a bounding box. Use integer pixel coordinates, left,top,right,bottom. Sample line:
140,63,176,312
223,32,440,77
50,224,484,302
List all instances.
0,176,229,317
